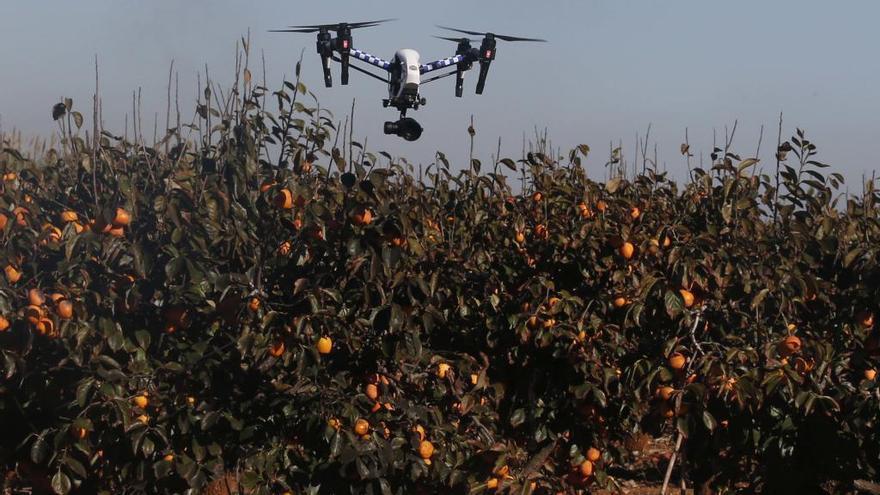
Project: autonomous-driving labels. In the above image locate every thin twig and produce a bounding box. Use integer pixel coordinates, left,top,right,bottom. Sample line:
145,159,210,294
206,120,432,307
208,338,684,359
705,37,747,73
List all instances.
166,60,174,156
92,55,100,211
773,112,783,224
661,310,704,495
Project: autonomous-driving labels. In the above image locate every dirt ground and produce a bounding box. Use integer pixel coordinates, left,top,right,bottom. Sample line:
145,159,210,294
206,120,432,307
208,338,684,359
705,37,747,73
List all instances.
593,435,697,495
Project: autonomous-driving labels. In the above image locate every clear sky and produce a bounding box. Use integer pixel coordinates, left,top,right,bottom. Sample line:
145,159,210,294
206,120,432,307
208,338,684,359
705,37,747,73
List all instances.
1,0,878,183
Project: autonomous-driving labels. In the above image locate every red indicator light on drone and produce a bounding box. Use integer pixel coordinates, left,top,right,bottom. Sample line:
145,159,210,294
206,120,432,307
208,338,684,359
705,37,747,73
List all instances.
343,39,350,49
485,50,492,58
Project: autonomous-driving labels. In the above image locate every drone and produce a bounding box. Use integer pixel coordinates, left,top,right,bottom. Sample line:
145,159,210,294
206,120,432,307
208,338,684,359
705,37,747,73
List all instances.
270,19,546,141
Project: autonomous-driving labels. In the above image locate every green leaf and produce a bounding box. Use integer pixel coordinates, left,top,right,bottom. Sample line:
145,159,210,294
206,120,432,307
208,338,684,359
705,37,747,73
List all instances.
751,288,770,310
606,177,623,193
510,408,526,428
702,410,717,431
153,459,172,479
499,158,517,171
65,456,88,479
142,437,155,457
664,290,684,319
75,379,94,408
51,471,71,495
843,248,863,268
736,158,759,174
30,435,48,464
201,411,221,431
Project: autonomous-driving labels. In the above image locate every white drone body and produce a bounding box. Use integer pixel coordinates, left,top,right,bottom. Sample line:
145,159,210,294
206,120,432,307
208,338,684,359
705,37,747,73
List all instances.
271,20,545,140
390,49,422,103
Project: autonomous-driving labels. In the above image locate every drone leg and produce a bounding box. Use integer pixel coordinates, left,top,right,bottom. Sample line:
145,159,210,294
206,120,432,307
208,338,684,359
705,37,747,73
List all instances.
475,61,491,95
455,68,464,98
321,55,333,87
341,53,350,85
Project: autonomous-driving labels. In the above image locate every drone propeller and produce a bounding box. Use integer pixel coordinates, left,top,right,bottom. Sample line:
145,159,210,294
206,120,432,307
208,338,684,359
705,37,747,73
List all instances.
433,36,480,43
436,26,545,95
270,19,396,87
432,36,479,97
270,18,396,34
435,25,546,43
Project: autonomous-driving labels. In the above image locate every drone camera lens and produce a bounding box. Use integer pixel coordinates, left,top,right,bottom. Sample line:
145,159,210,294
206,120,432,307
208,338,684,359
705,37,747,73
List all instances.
384,118,423,141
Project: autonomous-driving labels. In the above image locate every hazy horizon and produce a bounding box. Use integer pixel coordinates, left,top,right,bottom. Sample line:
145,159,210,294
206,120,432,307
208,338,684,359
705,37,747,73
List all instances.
2,0,879,185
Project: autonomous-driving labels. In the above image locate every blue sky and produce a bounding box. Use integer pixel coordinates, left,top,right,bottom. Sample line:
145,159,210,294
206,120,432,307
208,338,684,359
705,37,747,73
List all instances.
1,0,878,183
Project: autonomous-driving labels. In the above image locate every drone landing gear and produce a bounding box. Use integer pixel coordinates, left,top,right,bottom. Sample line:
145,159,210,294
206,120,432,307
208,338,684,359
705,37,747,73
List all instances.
382,93,426,140
383,97,427,110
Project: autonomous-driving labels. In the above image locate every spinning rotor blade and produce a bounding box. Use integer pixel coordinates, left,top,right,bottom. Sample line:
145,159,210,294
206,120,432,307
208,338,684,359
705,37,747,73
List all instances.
491,34,546,42
433,36,480,43
436,25,546,42
273,19,396,33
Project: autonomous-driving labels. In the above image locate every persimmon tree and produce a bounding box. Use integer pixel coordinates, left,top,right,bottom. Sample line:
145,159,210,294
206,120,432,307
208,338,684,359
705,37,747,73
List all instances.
0,67,878,495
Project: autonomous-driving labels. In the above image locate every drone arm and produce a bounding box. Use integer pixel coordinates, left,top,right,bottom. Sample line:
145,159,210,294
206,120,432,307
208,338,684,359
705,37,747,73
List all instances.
331,56,389,83
348,48,392,71
419,54,468,74
421,69,461,85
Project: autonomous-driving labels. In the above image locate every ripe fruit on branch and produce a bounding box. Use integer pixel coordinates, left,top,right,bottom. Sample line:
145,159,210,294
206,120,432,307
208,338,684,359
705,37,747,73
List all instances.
5,265,22,284
679,289,695,308
437,362,451,378
274,188,294,209
133,394,149,408
28,288,45,306
413,424,426,441
248,297,260,312
316,336,333,355
112,207,131,227
365,383,379,401
534,224,548,240
352,208,373,226
418,440,434,460
619,242,635,259
778,335,802,356
577,202,593,218
259,180,276,193
61,210,79,223
354,418,369,436
269,340,285,357
656,386,674,401
630,206,641,219
668,352,687,370
579,460,593,477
